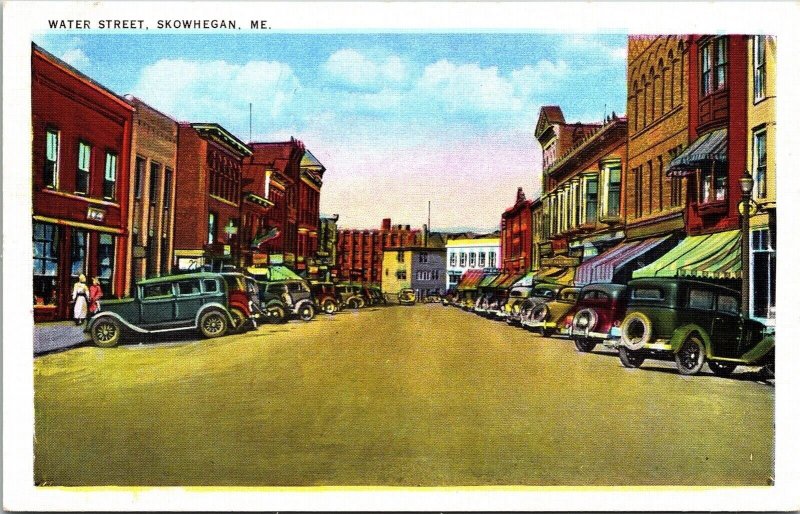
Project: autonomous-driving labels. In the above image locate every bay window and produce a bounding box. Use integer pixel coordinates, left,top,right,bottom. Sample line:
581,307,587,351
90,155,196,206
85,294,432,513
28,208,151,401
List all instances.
698,162,727,204
700,37,728,97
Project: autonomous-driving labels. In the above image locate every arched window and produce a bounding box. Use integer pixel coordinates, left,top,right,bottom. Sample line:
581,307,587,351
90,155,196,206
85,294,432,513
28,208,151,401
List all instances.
678,41,685,102
649,67,656,123
658,58,665,116
667,50,675,109
641,74,648,127
632,80,639,132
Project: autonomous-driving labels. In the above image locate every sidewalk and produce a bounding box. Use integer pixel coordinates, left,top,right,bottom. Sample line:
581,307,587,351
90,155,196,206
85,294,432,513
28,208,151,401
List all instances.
33,321,90,355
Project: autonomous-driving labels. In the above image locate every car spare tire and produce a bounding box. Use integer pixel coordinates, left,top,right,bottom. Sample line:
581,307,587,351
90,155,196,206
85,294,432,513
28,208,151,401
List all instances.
531,304,549,323
620,311,652,350
572,308,598,334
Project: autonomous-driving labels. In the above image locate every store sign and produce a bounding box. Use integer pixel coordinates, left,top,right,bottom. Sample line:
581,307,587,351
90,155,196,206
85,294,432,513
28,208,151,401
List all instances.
177,257,204,271
87,206,106,222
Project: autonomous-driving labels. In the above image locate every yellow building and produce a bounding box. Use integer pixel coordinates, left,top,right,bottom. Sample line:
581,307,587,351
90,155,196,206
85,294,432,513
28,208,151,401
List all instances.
381,248,411,299
746,35,776,322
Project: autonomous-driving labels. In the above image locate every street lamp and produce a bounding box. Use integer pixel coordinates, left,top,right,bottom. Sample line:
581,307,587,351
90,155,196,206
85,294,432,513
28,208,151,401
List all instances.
739,171,754,319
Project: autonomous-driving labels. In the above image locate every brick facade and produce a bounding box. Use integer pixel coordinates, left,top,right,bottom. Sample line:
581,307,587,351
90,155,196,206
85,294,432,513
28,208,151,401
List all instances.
337,218,421,284
501,187,533,273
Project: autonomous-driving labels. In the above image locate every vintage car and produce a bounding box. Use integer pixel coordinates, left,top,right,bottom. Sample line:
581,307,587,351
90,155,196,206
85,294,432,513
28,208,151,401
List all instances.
523,286,582,337
474,291,500,316
368,286,388,306
309,282,340,314
616,278,775,376
486,289,511,319
220,272,261,332
336,284,367,309
86,272,249,347
258,280,316,322
564,283,628,352
518,283,564,326
502,285,533,324
398,288,416,305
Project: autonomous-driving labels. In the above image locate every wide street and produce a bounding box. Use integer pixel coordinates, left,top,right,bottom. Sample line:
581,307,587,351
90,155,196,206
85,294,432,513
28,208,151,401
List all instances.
34,304,774,487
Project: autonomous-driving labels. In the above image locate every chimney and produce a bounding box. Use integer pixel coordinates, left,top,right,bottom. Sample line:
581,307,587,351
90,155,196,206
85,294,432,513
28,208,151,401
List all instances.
423,224,429,247
382,218,391,231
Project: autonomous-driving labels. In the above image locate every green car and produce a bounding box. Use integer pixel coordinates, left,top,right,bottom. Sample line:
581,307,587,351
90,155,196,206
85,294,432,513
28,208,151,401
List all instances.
617,278,774,377
85,272,244,348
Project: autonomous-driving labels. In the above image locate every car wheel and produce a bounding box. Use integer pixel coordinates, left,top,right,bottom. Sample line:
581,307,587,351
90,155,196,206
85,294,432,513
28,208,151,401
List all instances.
708,361,737,377
620,312,652,350
531,304,549,323
619,346,645,368
228,307,247,333
322,299,337,314
265,304,286,324
348,298,360,309
199,310,228,339
675,334,706,375
298,303,315,322
575,338,596,353
91,317,122,348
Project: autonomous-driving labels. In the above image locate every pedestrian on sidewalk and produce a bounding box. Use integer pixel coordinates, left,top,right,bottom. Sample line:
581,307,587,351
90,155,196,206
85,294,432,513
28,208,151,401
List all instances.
72,274,89,326
88,277,103,317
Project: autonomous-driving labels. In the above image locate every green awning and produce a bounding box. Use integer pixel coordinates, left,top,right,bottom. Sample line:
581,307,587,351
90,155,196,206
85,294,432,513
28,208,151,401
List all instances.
511,271,536,288
478,273,500,288
632,230,741,279
246,265,303,281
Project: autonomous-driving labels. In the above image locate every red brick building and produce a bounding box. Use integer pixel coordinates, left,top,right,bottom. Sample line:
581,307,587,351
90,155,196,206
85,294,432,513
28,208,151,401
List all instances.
296,150,325,272
501,187,533,273
32,44,134,321
337,218,421,284
173,123,253,271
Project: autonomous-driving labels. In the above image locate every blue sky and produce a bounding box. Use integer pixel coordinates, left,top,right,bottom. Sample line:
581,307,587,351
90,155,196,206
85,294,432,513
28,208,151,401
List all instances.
34,32,627,231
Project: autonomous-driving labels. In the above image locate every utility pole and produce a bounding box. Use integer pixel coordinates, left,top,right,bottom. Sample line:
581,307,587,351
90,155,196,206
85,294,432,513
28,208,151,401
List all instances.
427,200,431,248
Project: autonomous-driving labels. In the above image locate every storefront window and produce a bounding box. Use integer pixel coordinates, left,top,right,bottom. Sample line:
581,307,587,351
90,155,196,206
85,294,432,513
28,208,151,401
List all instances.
98,234,115,290
70,229,88,280
752,227,775,319
33,222,59,306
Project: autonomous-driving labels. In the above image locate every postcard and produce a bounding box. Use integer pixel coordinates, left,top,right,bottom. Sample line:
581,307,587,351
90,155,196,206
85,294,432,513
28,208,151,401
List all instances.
3,1,799,511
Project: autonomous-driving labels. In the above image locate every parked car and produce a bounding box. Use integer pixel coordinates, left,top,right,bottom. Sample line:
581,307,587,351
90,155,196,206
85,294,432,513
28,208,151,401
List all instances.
336,284,367,309
85,272,248,347
368,286,388,305
258,280,316,322
220,272,260,332
486,289,511,319
523,286,581,337
565,283,629,352
502,285,533,324
616,278,775,376
474,292,499,315
518,283,564,326
309,282,340,314
398,288,416,305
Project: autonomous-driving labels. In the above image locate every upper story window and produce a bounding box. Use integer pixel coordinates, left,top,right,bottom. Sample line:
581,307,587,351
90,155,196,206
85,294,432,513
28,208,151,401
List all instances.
754,35,767,101
103,152,117,200
150,162,160,206
134,157,145,199
583,174,599,224
700,37,727,97
459,252,466,267
469,252,476,268
488,251,496,268
700,163,727,204
207,212,217,244
753,129,767,199
601,161,622,218
418,252,428,263
163,168,173,210
397,251,405,263
44,129,59,188
478,252,486,267
449,252,457,267
76,141,91,194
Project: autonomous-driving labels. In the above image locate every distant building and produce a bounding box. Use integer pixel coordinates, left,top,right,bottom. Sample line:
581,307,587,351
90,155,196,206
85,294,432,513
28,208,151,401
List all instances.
381,246,446,299
32,44,134,321
501,187,533,273
445,237,501,291
337,218,420,284
124,96,178,291
316,214,339,281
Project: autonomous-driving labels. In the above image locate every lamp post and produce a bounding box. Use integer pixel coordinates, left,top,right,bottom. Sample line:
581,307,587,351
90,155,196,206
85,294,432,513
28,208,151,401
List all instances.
739,171,754,319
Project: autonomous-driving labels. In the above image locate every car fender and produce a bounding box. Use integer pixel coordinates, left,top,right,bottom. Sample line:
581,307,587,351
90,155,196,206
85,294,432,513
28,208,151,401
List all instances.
670,324,711,355
87,311,148,333
739,332,775,364
195,302,235,327
293,299,314,314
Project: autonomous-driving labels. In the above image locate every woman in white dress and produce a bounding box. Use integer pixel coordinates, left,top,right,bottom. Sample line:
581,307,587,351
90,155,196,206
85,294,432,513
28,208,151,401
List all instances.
72,274,89,325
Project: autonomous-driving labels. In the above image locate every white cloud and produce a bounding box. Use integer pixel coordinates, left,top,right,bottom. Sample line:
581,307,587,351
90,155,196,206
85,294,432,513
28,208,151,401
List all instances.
418,60,522,114
323,49,410,91
132,58,300,132
510,59,569,97
560,35,627,62
60,48,90,70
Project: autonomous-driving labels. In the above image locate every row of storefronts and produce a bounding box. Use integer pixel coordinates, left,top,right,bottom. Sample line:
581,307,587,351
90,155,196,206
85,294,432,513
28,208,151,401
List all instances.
32,44,328,321
458,34,776,325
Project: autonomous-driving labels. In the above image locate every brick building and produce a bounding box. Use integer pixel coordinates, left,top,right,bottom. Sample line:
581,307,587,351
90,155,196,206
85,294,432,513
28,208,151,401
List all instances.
124,96,177,292
500,187,533,273
32,44,133,321
337,218,421,284
173,123,253,271
296,150,325,272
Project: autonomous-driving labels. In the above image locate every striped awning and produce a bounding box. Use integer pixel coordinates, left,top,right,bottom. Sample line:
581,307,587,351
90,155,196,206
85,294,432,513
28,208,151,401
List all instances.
632,230,741,280
533,266,575,285
495,272,525,289
246,265,302,281
575,236,671,286
667,128,727,177
455,269,484,291
478,272,501,288
511,271,536,288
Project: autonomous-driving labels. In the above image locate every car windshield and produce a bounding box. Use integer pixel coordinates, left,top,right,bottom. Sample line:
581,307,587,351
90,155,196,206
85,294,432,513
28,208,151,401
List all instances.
509,287,530,298
533,288,555,299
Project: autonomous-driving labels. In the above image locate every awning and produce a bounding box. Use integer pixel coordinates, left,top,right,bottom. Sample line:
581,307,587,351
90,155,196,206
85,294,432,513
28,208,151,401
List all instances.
533,267,575,285
632,230,741,279
478,272,501,288
495,272,525,289
487,272,513,289
511,271,536,288
456,269,484,291
246,265,303,281
575,236,671,286
667,128,727,176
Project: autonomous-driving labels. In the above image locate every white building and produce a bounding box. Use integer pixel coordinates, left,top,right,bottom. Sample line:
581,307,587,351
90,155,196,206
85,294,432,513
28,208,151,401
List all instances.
445,237,501,291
